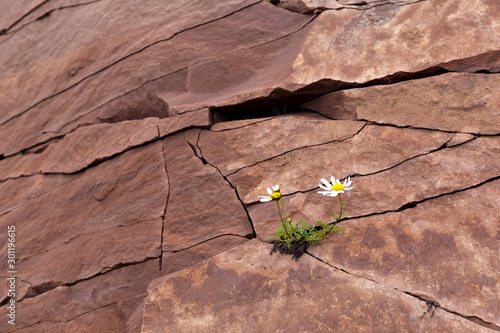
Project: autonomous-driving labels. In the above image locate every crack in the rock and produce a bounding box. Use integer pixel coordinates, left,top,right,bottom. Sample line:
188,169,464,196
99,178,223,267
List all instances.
15,257,160,304
306,251,500,330
0,132,164,184
189,132,257,238
305,250,381,284
399,289,500,331
159,127,170,272
331,174,500,223
1,1,103,37
0,209,12,218
225,122,367,177
336,0,427,11
0,0,262,127
361,120,499,137
10,302,117,332
0,0,50,36
164,234,252,254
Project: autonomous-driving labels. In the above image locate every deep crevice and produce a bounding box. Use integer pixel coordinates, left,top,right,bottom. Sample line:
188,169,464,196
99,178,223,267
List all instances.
211,66,451,120
190,132,257,238
159,128,170,272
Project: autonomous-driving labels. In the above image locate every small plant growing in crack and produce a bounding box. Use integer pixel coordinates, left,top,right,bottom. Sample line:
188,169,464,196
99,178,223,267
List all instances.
317,176,355,221
260,180,351,260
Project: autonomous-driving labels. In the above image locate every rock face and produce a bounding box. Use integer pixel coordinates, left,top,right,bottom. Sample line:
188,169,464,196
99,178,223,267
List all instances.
0,0,499,332
142,240,494,333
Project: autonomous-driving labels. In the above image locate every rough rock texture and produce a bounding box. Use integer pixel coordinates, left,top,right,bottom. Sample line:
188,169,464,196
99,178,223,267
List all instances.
304,73,500,134
309,179,500,326
142,239,494,333
1,0,499,332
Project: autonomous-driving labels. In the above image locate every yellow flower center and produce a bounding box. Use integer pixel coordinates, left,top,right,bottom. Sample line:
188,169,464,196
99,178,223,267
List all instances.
331,183,344,191
271,192,282,200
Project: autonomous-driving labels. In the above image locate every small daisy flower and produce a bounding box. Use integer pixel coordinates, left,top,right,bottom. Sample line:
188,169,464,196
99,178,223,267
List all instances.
259,185,281,202
318,176,354,197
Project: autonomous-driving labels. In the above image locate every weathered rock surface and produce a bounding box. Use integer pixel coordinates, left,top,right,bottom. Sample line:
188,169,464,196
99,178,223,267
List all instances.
142,239,493,332
229,124,454,203
0,108,210,180
304,73,500,134
0,142,168,304
309,179,500,327
199,113,365,175
0,0,45,32
1,0,499,332
162,132,253,252
0,0,309,156
0,259,161,332
248,136,500,241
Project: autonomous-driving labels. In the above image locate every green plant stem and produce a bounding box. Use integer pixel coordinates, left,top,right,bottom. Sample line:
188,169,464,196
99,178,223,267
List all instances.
276,199,291,239
337,194,343,221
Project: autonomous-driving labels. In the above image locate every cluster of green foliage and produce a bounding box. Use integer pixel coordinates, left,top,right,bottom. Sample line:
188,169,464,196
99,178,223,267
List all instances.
270,217,345,248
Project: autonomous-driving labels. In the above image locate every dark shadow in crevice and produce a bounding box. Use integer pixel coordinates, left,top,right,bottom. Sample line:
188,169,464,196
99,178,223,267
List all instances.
211,66,451,124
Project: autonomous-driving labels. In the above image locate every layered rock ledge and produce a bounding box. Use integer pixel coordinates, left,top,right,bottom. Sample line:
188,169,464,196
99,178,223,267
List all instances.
0,0,499,332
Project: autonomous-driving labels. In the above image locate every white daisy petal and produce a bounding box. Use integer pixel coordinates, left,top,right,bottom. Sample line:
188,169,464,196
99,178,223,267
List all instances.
259,196,272,202
319,183,330,191
267,187,272,195
343,177,351,187
321,178,331,188
273,185,279,192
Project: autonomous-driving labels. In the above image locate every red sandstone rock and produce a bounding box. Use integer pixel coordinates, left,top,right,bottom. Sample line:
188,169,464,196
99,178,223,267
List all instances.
309,179,500,327
0,0,45,32
0,0,260,125
161,132,253,252
290,1,500,85
0,142,168,304
0,259,160,332
249,136,500,241
142,239,493,332
304,73,500,134
161,235,249,276
199,113,365,176
0,1,499,332
229,124,453,204
0,1,309,156
277,0,341,14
